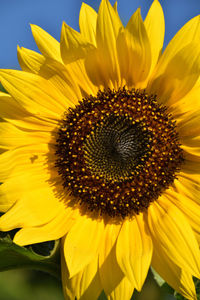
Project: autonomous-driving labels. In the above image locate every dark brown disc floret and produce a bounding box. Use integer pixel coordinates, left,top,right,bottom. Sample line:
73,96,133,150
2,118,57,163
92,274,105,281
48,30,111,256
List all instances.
55,88,184,219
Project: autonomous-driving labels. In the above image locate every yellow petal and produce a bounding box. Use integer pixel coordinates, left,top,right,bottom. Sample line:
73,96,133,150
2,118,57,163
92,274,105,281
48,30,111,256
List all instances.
0,92,28,119
181,143,200,164
70,259,102,300
99,223,123,297
0,92,55,131
0,122,51,150
35,46,98,97
178,110,200,138
150,14,200,81
148,42,200,105
116,214,152,291
79,3,97,45
0,186,65,231
17,46,45,73
173,175,200,206
182,136,200,150
144,0,165,77
126,8,151,86
0,144,57,203
63,216,104,277
31,24,61,61
60,22,95,65
112,2,121,32
13,206,78,245
96,0,122,87
170,85,200,127
17,47,83,105
97,0,122,51
181,159,200,176
0,69,67,119
0,179,17,213
0,177,28,209
117,9,151,88
0,199,15,214
148,197,200,278
182,145,200,160
166,189,200,242
84,48,111,88
40,59,83,103
113,2,118,13
66,59,98,96
4,115,55,132
61,252,102,300
152,247,197,300
61,248,75,300
107,277,134,300
0,144,50,181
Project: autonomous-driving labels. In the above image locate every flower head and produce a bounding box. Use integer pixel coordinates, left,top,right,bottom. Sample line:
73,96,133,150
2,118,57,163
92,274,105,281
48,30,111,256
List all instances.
0,0,200,299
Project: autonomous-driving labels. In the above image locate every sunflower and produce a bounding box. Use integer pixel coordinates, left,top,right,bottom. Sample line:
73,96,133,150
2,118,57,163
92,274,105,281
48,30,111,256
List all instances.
0,0,200,299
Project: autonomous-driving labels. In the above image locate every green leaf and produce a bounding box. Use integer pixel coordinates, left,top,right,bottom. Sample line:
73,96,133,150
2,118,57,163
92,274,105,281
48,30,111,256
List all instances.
0,234,61,279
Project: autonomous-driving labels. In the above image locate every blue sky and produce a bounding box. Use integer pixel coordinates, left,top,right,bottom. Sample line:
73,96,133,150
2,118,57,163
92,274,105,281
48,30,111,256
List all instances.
0,0,200,69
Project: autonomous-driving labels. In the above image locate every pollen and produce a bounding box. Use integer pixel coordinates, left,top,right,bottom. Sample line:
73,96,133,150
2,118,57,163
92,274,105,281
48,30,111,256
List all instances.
55,88,184,219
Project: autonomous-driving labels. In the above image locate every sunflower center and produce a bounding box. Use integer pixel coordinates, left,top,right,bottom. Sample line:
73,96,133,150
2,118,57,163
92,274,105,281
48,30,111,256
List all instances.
55,88,184,219
84,115,152,181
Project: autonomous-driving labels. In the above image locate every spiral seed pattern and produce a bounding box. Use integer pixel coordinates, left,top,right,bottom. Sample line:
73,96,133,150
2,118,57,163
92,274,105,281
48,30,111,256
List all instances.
55,88,184,219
